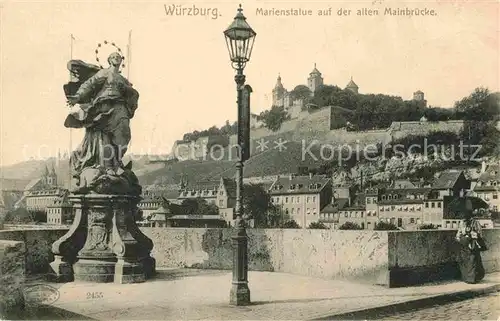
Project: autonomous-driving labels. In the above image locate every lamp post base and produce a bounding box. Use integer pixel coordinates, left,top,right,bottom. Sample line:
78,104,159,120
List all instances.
229,217,251,306
229,282,251,306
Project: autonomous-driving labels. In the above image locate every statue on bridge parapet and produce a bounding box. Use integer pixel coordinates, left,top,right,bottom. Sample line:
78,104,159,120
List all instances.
50,40,155,284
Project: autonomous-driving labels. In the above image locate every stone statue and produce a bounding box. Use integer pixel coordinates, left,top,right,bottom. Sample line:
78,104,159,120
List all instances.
51,42,155,284
64,51,141,196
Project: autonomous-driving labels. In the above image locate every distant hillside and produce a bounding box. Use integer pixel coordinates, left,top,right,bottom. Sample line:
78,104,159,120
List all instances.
138,141,327,185
0,178,31,191
0,155,156,189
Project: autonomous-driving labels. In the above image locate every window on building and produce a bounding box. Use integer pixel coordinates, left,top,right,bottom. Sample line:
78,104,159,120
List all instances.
410,218,415,224
344,212,348,217
291,208,295,214
307,196,310,203
361,212,364,217
367,198,372,204
493,193,498,200
297,208,300,214
431,202,435,208
437,202,442,208
219,200,224,207
312,196,316,202
425,202,429,208
285,197,289,203
380,207,384,212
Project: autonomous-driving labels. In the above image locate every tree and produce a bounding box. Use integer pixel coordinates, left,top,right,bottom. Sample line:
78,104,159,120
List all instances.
374,221,399,230
242,183,274,228
308,222,328,229
290,85,312,102
260,105,290,132
281,220,300,229
310,85,340,107
180,198,219,216
425,107,454,121
454,87,490,117
338,222,363,230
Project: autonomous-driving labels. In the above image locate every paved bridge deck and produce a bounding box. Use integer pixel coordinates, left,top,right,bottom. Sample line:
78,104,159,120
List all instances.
15,269,500,320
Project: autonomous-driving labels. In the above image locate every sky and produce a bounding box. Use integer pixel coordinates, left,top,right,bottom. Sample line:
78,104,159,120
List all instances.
0,0,498,166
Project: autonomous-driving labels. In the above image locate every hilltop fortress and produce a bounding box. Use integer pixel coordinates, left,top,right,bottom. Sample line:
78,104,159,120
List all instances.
172,64,462,160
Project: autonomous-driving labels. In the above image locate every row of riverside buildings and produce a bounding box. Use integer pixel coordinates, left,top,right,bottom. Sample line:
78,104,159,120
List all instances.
3,160,499,229
138,161,499,229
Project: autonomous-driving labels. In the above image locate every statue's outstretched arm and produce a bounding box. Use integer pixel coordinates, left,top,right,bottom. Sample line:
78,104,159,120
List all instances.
73,70,106,103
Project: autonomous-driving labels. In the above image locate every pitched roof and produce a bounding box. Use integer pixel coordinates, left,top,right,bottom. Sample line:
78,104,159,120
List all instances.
390,179,417,189
346,78,358,89
24,178,43,191
432,171,465,190
269,174,330,195
183,180,220,192
309,63,321,76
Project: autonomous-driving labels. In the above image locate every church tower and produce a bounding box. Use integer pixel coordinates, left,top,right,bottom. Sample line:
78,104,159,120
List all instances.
42,166,50,185
345,77,359,94
47,164,57,187
272,73,286,107
307,63,323,94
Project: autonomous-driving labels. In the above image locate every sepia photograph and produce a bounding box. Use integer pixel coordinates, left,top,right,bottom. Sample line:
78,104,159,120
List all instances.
0,0,499,319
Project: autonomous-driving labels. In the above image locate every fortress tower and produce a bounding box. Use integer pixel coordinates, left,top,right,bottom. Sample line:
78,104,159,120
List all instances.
307,63,323,94
413,90,427,107
272,74,292,107
345,77,359,94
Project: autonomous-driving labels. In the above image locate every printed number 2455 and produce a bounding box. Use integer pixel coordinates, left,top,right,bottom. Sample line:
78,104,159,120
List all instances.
86,292,103,299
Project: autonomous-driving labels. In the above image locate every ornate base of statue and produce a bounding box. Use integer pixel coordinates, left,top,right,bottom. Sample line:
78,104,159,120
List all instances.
51,193,156,284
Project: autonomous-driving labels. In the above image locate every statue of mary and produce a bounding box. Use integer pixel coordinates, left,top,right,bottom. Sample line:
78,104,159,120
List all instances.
64,49,141,196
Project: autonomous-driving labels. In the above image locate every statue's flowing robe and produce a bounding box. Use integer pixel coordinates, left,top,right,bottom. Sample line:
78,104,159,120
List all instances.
64,63,139,175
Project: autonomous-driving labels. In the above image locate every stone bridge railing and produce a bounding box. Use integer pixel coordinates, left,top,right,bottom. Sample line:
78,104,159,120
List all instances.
0,227,499,312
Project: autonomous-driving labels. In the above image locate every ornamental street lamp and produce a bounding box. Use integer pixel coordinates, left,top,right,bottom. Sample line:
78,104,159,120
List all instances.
223,4,256,306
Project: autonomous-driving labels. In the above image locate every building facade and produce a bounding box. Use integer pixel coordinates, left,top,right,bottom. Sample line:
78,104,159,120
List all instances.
473,163,500,213
269,174,332,228
46,193,73,225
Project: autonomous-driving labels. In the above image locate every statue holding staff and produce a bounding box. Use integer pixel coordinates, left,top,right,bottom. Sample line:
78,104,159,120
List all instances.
64,41,141,196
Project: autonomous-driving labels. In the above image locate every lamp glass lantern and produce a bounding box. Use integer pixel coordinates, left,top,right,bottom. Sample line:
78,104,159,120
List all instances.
223,5,256,69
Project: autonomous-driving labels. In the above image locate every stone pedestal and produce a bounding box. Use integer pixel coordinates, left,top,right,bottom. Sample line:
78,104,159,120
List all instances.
51,194,155,283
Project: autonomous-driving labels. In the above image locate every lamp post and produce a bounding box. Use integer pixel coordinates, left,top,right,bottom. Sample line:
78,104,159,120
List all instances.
223,4,256,306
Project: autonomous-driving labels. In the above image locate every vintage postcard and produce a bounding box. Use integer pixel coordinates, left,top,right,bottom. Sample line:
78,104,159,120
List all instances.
0,0,499,320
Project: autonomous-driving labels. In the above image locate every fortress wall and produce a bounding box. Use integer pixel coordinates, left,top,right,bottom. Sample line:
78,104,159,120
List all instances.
390,120,465,140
